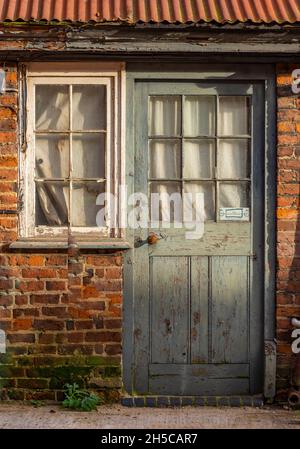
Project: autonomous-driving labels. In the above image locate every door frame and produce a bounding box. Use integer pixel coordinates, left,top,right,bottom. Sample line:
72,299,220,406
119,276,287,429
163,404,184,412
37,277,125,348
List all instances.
123,63,276,399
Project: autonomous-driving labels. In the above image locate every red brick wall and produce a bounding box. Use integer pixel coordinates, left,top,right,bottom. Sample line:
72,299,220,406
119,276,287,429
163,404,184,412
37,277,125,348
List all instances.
0,65,18,244
0,64,123,401
276,64,300,400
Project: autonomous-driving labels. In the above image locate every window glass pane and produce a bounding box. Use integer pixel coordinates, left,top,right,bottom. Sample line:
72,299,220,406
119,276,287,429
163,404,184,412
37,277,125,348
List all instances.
218,97,249,136
149,96,181,136
35,135,69,179
72,182,105,227
218,139,249,179
35,181,69,226
36,85,69,130
149,139,181,179
183,139,214,179
150,182,182,223
72,85,106,131
184,182,215,221
184,96,215,137
72,134,105,179
219,182,250,208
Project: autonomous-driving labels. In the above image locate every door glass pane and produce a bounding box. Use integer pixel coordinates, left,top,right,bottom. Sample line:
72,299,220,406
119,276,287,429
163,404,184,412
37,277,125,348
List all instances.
150,139,181,179
184,96,215,136
150,182,182,223
218,139,249,179
184,182,215,221
72,182,105,227
35,135,69,179
219,182,250,208
149,96,181,136
72,85,106,131
36,85,69,131
183,139,215,179
219,97,249,136
35,181,69,226
72,134,105,179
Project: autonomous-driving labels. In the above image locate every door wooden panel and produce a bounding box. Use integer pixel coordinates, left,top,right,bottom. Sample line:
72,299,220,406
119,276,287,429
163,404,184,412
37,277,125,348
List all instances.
132,81,264,396
151,256,189,364
149,365,249,396
211,256,249,364
191,256,209,364
149,255,250,394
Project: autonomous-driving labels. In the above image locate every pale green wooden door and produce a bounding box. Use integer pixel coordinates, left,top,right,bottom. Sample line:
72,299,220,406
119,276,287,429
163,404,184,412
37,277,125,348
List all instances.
133,81,264,396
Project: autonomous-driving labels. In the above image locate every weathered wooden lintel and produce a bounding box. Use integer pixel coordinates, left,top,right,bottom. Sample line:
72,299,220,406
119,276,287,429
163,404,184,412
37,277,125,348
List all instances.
0,25,299,57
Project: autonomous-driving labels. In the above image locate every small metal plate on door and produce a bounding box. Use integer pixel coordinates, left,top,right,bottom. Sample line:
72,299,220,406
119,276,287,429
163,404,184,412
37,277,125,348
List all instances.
219,207,250,221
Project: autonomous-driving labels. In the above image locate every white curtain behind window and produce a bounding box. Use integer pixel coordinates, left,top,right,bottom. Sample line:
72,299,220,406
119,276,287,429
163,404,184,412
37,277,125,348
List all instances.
184,96,215,136
218,97,249,209
219,97,248,136
35,84,106,227
149,96,181,137
35,136,69,226
149,95,250,221
35,86,69,226
150,140,181,179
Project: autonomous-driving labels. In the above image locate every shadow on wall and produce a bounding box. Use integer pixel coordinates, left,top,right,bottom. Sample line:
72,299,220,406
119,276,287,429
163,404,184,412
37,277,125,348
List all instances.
276,63,300,400
277,171,300,400
288,186,300,391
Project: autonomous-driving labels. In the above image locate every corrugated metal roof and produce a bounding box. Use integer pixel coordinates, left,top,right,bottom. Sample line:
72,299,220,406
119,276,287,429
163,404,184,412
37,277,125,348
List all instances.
0,0,299,25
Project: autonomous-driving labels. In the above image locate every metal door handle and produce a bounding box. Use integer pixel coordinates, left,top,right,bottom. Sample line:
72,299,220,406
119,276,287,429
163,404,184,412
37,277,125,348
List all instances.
148,233,160,245
134,233,164,248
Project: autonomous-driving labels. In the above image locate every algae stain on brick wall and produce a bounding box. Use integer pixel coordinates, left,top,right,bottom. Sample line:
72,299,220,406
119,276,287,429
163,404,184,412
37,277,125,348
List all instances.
0,349,122,402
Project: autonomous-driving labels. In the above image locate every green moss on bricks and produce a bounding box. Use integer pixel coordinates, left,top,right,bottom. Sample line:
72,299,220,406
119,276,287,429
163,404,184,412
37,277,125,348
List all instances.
85,356,120,367
26,366,91,378
17,354,120,368
6,389,25,401
0,352,122,400
0,366,11,378
0,378,10,389
103,366,121,378
0,366,24,377
17,357,32,367
57,366,92,378
50,376,85,390
0,352,13,365
49,366,94,389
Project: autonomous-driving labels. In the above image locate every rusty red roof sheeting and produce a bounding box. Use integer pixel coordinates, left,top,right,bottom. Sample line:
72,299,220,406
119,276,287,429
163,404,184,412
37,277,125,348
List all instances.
0,0,299,25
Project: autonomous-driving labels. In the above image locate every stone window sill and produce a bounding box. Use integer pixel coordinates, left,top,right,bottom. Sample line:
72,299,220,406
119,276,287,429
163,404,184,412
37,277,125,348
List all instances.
9,239,131,250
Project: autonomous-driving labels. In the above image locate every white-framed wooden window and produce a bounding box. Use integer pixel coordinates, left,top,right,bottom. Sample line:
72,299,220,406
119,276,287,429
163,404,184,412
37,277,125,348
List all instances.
20,63,125,243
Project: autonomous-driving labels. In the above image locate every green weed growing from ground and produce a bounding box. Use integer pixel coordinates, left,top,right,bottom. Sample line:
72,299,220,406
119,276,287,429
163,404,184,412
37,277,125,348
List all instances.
62,383,103,411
